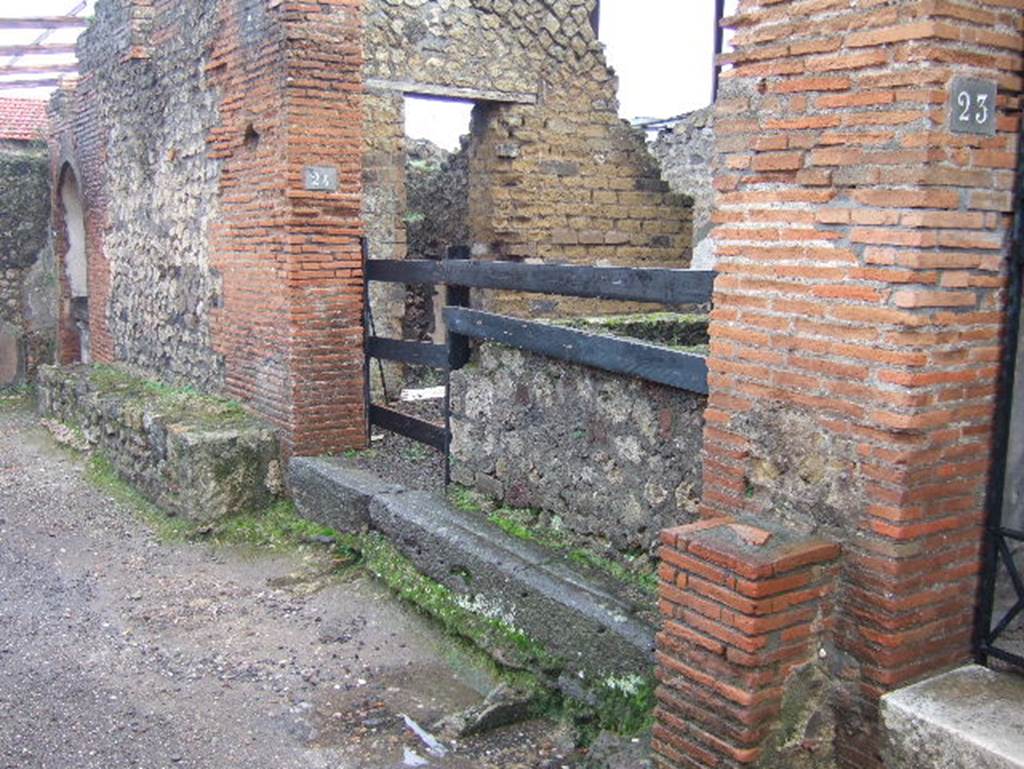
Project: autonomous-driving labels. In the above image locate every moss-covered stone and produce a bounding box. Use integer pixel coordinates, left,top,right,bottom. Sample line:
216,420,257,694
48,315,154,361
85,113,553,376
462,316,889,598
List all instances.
38,363,281,522
560,312,710,351
0,145,50,270
463,491,660,597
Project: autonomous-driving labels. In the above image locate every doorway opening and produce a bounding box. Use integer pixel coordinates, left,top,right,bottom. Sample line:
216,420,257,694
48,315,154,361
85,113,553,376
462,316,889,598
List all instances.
59,166,89,363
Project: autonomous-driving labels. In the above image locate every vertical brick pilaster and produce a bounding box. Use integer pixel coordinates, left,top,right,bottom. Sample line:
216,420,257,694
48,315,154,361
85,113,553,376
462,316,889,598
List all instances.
208,0,367,456
654,518,840,769
279,0,366,456
659,1,1024,767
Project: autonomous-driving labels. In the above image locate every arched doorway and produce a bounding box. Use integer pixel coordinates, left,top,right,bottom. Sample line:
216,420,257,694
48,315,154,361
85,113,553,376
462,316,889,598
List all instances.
59,166,89,363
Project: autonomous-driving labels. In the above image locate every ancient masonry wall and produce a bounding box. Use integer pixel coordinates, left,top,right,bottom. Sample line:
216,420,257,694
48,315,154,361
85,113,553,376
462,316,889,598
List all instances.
0,142,55,386
450,343,706,558
362,0,694,328
650,107,718,270
50,0,366,455
654,2,1024,769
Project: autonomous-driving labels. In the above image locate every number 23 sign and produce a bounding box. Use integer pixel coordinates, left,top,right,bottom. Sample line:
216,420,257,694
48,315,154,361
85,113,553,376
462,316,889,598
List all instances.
950,77,997,137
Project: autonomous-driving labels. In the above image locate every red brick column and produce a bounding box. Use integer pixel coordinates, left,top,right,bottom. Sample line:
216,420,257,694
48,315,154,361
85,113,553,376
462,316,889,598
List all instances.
657,1,1023,768
655,519,840,769
209,0,367,457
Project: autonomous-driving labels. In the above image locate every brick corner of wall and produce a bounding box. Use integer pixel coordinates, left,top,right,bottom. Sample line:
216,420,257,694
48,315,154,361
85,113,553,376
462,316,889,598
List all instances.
654,516,842,769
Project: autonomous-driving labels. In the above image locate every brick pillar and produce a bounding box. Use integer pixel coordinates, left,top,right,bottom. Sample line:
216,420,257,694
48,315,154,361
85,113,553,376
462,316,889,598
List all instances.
657,1,1023,768
280,0,367,456
655,519,840,769
208,0,367,457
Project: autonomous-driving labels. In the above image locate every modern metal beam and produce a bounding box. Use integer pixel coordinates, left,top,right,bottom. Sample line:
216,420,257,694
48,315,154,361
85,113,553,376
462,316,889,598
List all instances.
0,17,89,30
0,43,76,57
0,63,78,76
0,78,63,90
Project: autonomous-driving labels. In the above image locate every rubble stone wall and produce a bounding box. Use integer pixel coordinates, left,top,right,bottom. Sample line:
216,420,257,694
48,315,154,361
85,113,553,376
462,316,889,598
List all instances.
650,106,717,270
450,343,706,557
0,143,55,385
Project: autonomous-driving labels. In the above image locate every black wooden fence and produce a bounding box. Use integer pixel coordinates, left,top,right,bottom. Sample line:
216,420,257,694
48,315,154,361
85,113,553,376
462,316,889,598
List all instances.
363,244,716,481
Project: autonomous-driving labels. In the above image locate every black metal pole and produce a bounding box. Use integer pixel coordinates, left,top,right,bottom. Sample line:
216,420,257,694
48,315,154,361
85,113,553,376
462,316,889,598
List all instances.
976,124,1024,664
712,0,726,103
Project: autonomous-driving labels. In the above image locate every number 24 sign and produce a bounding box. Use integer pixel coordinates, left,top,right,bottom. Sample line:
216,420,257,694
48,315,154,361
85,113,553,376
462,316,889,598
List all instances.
950,77,997,137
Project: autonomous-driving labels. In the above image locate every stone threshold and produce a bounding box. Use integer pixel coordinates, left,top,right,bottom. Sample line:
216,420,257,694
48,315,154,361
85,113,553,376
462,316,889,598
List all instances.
289,456,656,691
882,664,1024,769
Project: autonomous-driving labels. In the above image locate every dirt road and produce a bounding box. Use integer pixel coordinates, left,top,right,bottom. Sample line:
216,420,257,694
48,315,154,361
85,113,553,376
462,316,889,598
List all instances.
0,399,580,769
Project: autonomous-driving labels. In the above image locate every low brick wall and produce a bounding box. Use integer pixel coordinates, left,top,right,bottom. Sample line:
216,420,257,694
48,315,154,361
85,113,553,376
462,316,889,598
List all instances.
449,342,706,556
655,518,841,769
37,364,282,522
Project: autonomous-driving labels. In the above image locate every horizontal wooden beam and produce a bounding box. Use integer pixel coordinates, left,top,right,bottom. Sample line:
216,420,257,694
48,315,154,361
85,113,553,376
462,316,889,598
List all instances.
0,78,63,90
443,308,709,394
0,17,89,30
369,405,447,451
0,63,78,76
367,336,449,369
367,259,444,286
367,259,716,305
0,43,77,56
365,77,536,105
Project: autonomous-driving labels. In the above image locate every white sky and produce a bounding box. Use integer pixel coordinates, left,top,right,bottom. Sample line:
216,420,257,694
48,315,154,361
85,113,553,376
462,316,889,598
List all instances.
2,0,738,147
0,0,94,98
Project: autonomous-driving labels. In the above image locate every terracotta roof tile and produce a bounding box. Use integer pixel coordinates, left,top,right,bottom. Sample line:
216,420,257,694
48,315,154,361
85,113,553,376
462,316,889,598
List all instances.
0,99,48,142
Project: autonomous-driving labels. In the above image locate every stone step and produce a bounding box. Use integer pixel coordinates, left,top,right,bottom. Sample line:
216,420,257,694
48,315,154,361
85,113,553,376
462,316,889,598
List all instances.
289,456,656,687
881,664,1024,769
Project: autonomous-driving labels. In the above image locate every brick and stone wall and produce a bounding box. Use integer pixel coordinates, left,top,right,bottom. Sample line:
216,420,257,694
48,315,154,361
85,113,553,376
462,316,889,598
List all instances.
450,342,706,558
49,0,367,456
654,2,1024,768
362,0,694,330
0,142,56,386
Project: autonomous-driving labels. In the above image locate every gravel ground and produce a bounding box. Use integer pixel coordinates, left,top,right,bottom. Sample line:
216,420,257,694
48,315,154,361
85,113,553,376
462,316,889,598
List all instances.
354,396,447,494
0,398,583,769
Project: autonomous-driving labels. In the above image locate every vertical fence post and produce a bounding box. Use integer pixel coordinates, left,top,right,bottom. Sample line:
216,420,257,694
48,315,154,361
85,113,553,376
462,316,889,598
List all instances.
361,237,372,445
443,245,471,486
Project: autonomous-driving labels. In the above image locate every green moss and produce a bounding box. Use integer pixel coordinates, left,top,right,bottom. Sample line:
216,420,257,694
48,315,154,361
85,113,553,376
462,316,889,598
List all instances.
351,530,561,673
208,501,342,550
474,494,658,596
448,484,485,513
558,312,710,351
0,386,32,413
87,364,249,429
568,549,659,593
84,454,195,541
562,674,656,741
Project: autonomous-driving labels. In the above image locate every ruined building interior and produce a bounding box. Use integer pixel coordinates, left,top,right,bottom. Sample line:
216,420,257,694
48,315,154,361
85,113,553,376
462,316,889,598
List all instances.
1,1,1023,769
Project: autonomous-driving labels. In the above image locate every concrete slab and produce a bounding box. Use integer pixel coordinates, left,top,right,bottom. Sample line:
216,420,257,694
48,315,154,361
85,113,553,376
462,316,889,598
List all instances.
881,664,1024,769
